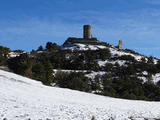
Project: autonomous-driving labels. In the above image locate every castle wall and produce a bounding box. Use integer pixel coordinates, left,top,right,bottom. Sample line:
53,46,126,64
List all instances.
63,37,99,47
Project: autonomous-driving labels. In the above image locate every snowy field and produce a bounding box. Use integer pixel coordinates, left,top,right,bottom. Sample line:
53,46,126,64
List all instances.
0,70,160,120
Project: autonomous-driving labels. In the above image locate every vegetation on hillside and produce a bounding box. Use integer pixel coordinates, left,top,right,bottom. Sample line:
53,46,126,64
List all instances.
1,42,160,101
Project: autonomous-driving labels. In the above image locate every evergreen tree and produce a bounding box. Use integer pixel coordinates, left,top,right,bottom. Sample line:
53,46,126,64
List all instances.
0,46,10,65
99,48,111,60
32,62,46,81
43,61,54,85
37,45,43,51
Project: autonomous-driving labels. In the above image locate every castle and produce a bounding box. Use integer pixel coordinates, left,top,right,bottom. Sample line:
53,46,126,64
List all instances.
63,25,122,49
63,25,100,47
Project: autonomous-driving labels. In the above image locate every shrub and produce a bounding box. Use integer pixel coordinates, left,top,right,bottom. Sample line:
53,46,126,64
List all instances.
54,71,90,92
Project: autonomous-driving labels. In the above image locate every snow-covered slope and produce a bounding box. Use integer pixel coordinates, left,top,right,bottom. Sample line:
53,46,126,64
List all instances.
1,70,160,120
62,43,107,51
62,43,158,64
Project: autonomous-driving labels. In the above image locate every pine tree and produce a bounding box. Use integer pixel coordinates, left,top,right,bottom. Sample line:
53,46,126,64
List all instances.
37,45,43,51
44,61,54,85
32,63,46,81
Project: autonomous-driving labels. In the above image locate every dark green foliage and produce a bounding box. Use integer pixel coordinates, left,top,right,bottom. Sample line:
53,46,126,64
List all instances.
104,63,113,72
102,74,116,97
90,75,102,92
99,49,111,60
5,42,160,101
157,81,160,87
141,57,146,63
32,62,46,81
84,50,97,62
143,82,160,100
54,71,90,92
118,55,136,62
85,61,100,71
8,53,54,85
0,46,10,65
114,65,136,77
124,49,141,56
147,56,154,64
43,61,54,85
8,53,33,76
46,42,60,51
37,45,43,51
101,74,149,100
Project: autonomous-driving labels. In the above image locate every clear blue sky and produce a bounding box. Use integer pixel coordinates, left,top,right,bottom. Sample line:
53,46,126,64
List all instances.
1,0,160,57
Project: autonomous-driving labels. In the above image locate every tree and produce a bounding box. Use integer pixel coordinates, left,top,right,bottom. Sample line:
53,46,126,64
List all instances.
8,53,31,75
90,75,101,91
141,57,146,63
0,46,10,65
54,72,90,92
32,62,46,81
104,63,113,72
37,45,43,51
43,61,54,85
147,56,154,64
45,42,60,51
46,42,52,50
99,48,111,60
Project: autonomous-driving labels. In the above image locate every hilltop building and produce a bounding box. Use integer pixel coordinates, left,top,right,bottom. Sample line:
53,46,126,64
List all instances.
63,25,123,50
118,40,122,50
63,25,100,47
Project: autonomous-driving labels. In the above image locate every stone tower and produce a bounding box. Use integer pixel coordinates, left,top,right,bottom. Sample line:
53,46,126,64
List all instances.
118,40,122,49
83,25,92,39
63,25,99,47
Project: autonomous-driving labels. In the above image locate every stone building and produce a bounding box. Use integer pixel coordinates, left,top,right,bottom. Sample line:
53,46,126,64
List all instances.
118,40,122,50
83,25,92,39
63,25,99,47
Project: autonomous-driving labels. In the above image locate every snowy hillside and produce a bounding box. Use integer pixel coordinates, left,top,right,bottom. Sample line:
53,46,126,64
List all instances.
62,43,158,64
1,70,160,120
62,43,107,51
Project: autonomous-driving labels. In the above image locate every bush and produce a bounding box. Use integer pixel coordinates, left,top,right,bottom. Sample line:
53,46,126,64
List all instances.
104,63,113,72
45,42,60,51
0,46,10,65
118,55,136,62
99,48,111,60
54,71,90,92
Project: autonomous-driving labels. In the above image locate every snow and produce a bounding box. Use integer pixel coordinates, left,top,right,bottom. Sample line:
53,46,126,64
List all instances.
97,59,126,67
142,71,148,76
109,47,158,64
62,43,159,65
9,51,26,58
54,69,106,80
1,70,160,120
8,52,20,58
138,71,160,84
85,71,106,79
62,43,159,67
54,69,87,73
152,73,160,84
138,76,148,83
62,43,107,51
109,47,143,61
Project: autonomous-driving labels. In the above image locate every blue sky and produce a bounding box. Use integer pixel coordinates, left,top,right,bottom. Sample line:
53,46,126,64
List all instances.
1,0,160,57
